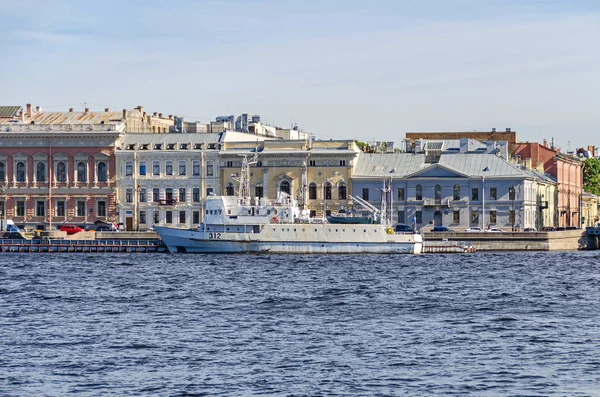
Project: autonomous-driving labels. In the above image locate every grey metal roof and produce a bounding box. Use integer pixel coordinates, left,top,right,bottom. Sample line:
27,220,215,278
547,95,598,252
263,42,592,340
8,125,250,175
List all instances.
354,152,529,178
0,106,21,118
121,132,222,148
422,138,486,151
529,169,557,183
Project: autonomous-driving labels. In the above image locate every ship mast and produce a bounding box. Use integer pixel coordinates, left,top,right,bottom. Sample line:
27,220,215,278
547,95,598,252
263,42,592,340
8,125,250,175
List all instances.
380,178,390,227
238,151,258,206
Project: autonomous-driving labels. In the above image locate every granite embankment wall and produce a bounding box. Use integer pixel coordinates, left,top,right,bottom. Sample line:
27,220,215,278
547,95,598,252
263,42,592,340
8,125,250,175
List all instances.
424,230,590,251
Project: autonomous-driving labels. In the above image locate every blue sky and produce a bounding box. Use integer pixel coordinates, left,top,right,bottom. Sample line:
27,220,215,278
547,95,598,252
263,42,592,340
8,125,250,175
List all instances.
1,0,599,150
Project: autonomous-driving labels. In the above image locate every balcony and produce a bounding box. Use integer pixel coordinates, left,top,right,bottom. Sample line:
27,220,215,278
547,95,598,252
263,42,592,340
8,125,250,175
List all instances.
423,198,450,207
156,199,178,206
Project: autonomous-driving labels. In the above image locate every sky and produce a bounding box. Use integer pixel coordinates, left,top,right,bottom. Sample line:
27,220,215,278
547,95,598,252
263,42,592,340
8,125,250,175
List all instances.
1,0,599,151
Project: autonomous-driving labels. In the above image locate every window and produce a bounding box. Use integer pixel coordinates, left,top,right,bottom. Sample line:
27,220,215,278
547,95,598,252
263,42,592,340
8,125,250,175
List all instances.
139,210,146,224
166,161,173,175
416,185,422,201
490,187,497,200
0,161,4,181
256,161,262,167
338,182,347,200
453,184,460,201
180,143,188,150
166,188,173,201
206,187,214,196
226,161,233,167
340,160,346,166
310,210,317,218
125,161,133,176
193,211,200,224
309,160,316,166
509,187,516,200
398,210,405,223
193,188,200,202
362,188,369,201
509,210,515,224
309,183,317,200
179,161,186,176
192,161,200,176
52,162,64,183
166,211,173,224
489,210,497,224
16,161,26,182
36,200,45,217
98,200,106,217
126,188,133,203
398,188,405,201
472,188,479,201
139,188,147,203
416,210,422,224
226,183,234,196
76,201,86,217
77,162,86,182
154,144,162,150
179,188,186,202
167,143,175,150
16,200,25,217
280,180,291,195
206,162,214,176
153,188,160,202
453,210,460,223
434,184,441,202
179,211,186,224
98,161,107,182
471,210,479,224
153,210,160,224
56,200,65,217
153,161,160,176
255,183,263,198
139,162,146,176
36,162,46,182
324,182,332,200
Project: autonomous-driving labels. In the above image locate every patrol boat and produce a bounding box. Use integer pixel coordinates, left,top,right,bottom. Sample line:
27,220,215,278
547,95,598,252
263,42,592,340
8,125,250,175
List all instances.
154,155,422,254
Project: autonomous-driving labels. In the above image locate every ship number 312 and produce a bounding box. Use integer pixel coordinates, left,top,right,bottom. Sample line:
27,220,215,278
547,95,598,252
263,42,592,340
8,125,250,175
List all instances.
208,232,221,240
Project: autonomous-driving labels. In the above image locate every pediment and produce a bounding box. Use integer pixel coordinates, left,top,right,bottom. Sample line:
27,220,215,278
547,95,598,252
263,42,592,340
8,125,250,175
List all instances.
406,164,469,179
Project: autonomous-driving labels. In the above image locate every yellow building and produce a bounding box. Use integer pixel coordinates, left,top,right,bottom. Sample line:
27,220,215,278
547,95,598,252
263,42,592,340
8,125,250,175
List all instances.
581,192,599,228
219,139,359,217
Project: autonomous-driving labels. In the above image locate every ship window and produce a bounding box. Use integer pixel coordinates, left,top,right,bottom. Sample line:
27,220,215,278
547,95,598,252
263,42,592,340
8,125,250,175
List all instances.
227,228,229,231
364,230,367,232
335,229,338,232
228,210,231,214
314,229,317,232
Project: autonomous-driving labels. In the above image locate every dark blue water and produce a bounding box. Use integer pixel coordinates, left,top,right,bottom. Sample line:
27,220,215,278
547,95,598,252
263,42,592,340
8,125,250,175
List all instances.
1,252,600,396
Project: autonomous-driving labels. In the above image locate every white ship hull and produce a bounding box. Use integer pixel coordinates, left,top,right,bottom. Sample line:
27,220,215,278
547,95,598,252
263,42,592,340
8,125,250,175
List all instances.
155,225,423,254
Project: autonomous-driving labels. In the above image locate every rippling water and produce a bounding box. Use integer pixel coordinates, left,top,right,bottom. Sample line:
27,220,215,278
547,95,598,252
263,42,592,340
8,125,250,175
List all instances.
1,252,600,396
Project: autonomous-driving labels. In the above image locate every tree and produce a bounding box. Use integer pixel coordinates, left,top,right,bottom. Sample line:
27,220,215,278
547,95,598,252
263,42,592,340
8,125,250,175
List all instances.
583,157,600,195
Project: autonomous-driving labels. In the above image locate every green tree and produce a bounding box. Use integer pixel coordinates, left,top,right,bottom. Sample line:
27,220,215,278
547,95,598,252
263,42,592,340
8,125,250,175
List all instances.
583,157,600,195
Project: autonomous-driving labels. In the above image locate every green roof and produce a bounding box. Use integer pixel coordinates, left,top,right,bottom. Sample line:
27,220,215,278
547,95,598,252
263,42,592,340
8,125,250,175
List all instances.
0,106,22,118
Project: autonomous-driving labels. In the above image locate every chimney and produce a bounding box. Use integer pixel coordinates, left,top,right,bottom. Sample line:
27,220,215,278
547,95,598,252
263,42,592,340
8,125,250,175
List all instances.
35,106,42,113
136,105,144,113
506,128,511,132
543,139,548,148
415,139,422,153
122,109,127,119
84,108,89,113
497,141,508,160
69,108,74,112
168,115,173,120
459,137,469,154
26,103,32,118
536,161,545,172
104,108,110,112
19,109,24,122
158,113,163,118
524,158,532,171
491,127,496,133
486,140,496,154
153,112,158,116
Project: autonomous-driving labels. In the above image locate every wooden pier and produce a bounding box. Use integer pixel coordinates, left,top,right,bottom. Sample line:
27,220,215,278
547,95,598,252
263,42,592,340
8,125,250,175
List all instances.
0,239,167,253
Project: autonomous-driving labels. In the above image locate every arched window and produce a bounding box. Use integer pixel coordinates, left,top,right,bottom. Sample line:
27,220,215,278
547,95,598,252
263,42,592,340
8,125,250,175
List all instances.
16,162,25,182
77,162,87,183
415,184,422,201
56,162,66,182
97,161,107,182
338,182,347,200
308,182,317,200
453,184,460,201
36,162,46,182
226,183,234,196
255,182,263,198
434,184,441,202
0,161,5,181
280,180,291,195
324,182,332,200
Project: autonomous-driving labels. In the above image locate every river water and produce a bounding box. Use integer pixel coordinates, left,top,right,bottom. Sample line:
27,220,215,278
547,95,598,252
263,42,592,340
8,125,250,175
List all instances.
1,252,599,396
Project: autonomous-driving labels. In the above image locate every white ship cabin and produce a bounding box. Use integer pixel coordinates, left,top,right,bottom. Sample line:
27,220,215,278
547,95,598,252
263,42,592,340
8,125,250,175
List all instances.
198,192,303,233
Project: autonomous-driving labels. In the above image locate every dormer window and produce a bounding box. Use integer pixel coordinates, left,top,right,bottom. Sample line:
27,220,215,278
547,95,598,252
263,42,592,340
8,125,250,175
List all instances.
180,143,188,150
194,143,202,149
167,143,175,150
126,144,135,150
154,144,162,150
140,144,149,150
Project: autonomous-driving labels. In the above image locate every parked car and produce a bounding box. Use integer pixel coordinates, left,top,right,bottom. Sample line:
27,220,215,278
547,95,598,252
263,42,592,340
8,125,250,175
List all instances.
543,226,557,231
524,227,537,232
431,226,454,232
465,227,484,232
394,223,414,233
486,228,505,233
60,224,84,235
